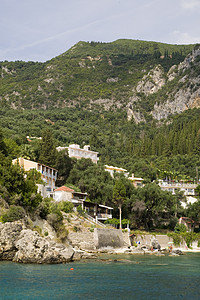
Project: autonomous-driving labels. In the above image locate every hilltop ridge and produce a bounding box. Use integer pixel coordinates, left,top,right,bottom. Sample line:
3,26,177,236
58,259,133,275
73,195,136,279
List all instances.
0,39,199,121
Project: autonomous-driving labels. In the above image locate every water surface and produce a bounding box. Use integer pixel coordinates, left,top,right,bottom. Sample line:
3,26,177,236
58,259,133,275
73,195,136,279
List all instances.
0,253,200,299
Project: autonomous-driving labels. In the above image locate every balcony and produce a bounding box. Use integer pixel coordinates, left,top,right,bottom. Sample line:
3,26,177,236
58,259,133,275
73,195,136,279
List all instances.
97,213,112,220
159,182,197,189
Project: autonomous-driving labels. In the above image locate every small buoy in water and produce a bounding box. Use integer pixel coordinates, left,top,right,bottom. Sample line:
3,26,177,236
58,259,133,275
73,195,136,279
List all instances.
70,268,74,270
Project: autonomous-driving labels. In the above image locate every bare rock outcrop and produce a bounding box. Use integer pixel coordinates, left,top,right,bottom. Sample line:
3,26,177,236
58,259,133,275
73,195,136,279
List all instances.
151,47,200,120
152,86,200,120
0,221,74,264
0,222,22,260
13,229,74,263
136,65,165,95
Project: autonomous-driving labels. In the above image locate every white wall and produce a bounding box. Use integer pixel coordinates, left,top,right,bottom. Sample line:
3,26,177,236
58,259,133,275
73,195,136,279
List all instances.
54,191,73,202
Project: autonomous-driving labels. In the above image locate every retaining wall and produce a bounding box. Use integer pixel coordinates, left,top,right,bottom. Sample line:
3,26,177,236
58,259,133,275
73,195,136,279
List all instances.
134,234,192,250
94,228,125,249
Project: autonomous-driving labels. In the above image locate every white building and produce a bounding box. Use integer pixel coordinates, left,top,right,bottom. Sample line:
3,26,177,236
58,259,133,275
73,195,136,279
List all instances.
104,165,129,178
56,144,99,164
181,196,198,209
128,174,144,188
12,157,57,198
54,186,87,206
158,180,197,196
54,186,113,222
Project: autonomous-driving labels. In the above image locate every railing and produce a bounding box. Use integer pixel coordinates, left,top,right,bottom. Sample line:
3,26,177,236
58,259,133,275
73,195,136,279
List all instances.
84,213,107,227
97,214,112,220
159,182,197,188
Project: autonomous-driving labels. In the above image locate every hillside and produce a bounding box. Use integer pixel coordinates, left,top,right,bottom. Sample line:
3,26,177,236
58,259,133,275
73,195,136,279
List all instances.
1,40,200,233
0,39,200,182
0,39,199,121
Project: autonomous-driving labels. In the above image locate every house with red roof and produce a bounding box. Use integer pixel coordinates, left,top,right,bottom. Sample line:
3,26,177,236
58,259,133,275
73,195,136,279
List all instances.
54,185,113,222
54,186,87,206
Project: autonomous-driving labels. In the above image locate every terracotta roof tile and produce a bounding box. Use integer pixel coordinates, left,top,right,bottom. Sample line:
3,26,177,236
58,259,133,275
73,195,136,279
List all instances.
54,186,74,192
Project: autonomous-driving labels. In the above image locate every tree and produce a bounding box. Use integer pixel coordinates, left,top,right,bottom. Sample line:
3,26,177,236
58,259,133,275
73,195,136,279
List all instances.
113,179,126,229
186,200,200,223
0,128,7,155
67,159,113,204
195,185,200,197
38,128,57,167
137,183,172,230
173,189,186,217
55,150,73,186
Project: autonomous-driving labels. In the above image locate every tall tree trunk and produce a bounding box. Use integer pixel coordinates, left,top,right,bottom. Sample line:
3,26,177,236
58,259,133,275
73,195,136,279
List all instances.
119,204,122,229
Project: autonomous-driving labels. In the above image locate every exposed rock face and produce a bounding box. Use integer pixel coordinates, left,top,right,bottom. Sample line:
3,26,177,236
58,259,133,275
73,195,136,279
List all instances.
127,108,145,123
0,222,22,260
178,48,200,72
152,86,200,120
14,229,74,263
0,221,74,264
167,65,178,81
136,65,165,95
151,48,200,120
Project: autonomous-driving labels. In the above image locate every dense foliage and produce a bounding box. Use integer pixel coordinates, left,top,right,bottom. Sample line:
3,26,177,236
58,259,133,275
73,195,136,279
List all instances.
0,39,200,231
0,39,195,113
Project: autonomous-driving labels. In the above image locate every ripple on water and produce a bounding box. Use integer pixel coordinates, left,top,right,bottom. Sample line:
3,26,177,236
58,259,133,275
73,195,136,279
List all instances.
0,253,200,299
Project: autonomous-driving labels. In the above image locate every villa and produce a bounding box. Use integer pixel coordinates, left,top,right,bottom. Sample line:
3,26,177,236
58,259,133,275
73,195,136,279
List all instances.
12,157,57,198
128,173,144,188
54,185,113,223
158,179,197,196
56,144,99,164
104,165,129,178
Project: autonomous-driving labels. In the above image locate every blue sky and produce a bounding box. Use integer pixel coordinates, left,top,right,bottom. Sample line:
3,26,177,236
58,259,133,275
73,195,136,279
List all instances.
1,0,200,62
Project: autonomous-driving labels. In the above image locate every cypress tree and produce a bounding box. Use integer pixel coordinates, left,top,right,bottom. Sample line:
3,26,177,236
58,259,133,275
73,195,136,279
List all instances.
38,128,57,167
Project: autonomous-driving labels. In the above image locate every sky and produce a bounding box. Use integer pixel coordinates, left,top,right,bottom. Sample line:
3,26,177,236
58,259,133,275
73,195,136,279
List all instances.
1,0,200,62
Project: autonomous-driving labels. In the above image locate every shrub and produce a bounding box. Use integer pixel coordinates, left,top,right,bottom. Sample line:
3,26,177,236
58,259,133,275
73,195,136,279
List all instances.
89,224,96,232
37,197,52,219
77,205,86,216
1,205,26,223
56,224,68,242
73,225,80,232
174,223,187,233
47,211,63,231
58,201,74,213
33,225,42,235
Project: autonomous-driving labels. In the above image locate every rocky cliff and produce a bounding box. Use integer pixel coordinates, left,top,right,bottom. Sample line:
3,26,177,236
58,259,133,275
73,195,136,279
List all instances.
0,221,74,263
0,39,199,122
128,47,200,121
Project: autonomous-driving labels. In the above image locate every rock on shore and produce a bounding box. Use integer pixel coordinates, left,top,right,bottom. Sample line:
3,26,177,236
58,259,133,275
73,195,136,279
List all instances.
0,221,74,263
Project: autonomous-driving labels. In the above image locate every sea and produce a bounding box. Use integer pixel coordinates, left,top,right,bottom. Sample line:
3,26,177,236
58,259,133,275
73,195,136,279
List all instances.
0,253,200,300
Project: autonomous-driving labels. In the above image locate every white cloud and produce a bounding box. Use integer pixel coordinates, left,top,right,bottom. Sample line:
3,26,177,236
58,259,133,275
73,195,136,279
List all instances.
180,0,200,10
170,30,200,44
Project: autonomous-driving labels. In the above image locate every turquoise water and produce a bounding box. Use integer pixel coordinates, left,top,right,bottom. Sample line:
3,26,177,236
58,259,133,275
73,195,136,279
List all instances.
0,253,200,300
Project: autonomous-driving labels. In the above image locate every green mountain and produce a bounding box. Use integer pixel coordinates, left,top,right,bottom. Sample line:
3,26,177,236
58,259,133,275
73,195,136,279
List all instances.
1,39,199,120
0,39,200,181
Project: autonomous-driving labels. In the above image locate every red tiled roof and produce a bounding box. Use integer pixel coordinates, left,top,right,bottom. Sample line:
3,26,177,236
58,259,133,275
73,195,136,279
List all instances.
54,186,74,192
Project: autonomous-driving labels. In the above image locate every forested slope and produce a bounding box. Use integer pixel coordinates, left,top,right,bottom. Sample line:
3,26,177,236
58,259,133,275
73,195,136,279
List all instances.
0,39,197,118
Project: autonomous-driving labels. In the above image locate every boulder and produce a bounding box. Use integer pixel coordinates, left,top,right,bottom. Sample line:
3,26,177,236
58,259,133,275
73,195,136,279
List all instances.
151,238,161,250
0,222,22,260
13,229,74,263
171,249,184,256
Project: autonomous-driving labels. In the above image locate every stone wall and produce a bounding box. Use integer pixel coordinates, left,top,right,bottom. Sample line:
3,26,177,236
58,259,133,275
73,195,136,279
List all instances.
134,234,188,250
68,229,130,250
68,232,95,250
94,228,125,249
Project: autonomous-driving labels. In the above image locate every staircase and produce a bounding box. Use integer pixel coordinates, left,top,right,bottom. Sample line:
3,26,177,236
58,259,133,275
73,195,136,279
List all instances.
84,213,107,228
